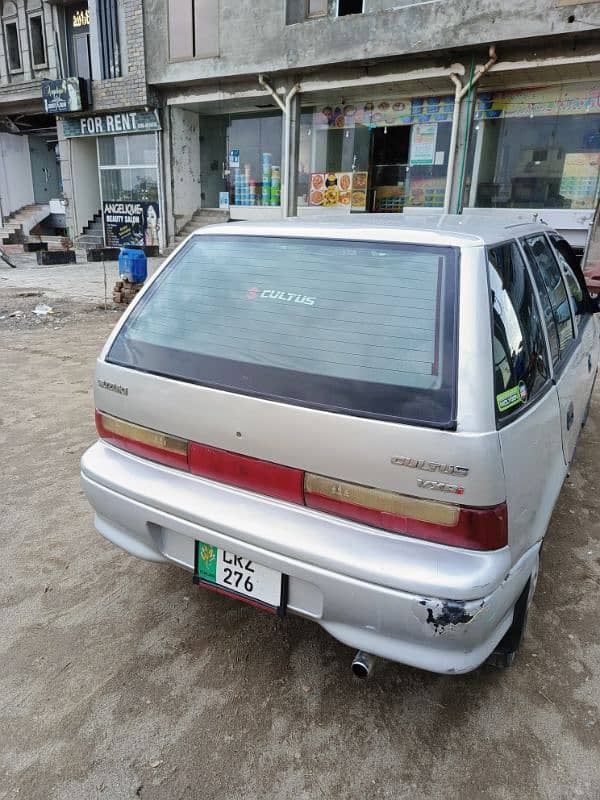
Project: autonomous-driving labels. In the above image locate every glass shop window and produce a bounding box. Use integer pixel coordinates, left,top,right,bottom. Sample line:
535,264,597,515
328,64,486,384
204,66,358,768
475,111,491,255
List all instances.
98,134,159,202
227,113,283,207
465,85,600,210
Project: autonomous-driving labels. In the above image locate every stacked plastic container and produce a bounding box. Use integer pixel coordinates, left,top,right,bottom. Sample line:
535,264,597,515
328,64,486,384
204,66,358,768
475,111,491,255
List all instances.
231,153,281,206
233,169,242,205
262,152,272,206
270,165,281,207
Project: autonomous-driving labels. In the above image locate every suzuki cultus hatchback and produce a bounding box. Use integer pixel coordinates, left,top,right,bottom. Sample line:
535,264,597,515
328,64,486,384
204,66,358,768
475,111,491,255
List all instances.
81,216,599,676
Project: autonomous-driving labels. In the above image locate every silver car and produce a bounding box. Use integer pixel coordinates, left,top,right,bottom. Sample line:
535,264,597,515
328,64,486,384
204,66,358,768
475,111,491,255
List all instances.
81,217,599,676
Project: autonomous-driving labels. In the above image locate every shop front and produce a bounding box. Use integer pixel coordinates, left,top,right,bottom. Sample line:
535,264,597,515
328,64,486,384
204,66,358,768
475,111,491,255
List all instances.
464,81,600,248
60,110,163,250
196,110,283,212
297,95,455,214
197,94,454,217
172,79,600,251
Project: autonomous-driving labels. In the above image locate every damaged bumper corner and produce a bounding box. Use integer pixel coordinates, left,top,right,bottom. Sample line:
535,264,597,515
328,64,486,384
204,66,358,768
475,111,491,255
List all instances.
416,597,487,636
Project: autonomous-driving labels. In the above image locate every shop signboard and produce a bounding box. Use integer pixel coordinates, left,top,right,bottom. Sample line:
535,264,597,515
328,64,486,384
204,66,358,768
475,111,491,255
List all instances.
476,82,600,120
313,96,454,130
103,201,160,247
62,111,161,138
71,6,90,29
410,123,437,165
42,78,85,114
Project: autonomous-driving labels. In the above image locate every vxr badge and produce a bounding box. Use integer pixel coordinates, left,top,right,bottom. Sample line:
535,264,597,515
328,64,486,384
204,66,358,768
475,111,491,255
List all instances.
417,478,464,496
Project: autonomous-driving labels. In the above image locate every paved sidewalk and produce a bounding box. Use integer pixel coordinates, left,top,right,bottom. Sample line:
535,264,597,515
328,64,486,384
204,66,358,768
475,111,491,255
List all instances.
0,251,164,303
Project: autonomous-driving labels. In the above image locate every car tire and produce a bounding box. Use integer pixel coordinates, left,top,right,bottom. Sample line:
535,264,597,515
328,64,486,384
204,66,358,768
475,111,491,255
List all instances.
485,555,539,669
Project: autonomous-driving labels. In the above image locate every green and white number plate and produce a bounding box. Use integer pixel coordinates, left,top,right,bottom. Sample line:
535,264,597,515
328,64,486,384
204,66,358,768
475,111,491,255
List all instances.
194,540,284,613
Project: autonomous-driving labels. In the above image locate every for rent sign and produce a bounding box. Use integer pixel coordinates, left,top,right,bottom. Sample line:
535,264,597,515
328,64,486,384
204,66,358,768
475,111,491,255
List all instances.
62,111,161,138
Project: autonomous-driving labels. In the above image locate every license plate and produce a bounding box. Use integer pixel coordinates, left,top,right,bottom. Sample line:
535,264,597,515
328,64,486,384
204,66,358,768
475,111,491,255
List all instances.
193,540,286,615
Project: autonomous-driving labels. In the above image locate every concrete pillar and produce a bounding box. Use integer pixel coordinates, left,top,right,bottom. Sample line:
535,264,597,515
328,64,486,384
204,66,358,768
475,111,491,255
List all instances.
162,107,176,247
56,120,76,239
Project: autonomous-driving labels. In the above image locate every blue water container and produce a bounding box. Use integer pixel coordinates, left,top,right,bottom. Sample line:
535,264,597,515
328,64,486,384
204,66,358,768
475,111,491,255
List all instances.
119,248,147,284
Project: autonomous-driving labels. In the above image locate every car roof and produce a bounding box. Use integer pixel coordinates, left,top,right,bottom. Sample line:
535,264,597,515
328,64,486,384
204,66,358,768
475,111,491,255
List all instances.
193,213,552,249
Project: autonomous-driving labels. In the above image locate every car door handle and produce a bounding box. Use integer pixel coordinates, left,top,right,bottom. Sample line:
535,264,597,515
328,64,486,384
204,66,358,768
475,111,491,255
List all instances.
566,402,575,431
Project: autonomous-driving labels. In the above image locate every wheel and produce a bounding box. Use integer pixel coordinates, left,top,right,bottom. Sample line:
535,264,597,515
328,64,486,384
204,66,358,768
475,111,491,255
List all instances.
486,557,539,669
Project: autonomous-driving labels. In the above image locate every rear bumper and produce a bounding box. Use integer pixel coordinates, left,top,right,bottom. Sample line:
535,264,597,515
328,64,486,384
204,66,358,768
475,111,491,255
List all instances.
81,442,540,674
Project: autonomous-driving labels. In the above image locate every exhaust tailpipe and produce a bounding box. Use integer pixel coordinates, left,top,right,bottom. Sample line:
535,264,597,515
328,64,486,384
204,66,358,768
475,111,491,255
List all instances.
351,651,377,679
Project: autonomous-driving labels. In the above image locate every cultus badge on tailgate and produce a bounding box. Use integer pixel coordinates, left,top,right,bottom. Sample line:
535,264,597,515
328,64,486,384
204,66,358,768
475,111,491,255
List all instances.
97,379,129,396
391,456,469,477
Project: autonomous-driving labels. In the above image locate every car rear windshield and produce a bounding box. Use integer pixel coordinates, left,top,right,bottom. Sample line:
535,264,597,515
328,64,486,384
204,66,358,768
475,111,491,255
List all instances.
108,235,459,427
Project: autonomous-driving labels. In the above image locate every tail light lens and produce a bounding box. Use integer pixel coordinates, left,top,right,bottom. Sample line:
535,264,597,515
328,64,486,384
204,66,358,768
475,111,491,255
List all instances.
304,473,507,550
188,442,304,504
95,410,507,551
95,411,189,470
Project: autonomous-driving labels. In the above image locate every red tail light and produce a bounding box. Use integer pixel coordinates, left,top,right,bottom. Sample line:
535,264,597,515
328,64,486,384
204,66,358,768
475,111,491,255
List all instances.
188,442,304,504
96,411,507,551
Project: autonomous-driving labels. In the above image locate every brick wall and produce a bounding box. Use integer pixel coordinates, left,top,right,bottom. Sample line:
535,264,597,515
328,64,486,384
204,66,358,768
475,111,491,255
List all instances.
92,0,149,112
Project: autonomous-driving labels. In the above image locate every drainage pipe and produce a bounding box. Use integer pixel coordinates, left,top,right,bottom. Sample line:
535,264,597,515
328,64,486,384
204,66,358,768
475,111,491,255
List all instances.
282,83,301,217
443,45,497,214
258,75,301,218
258,74,286,113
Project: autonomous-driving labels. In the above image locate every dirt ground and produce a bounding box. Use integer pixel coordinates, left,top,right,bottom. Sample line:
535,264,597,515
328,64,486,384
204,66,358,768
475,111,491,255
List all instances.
1,282,600,800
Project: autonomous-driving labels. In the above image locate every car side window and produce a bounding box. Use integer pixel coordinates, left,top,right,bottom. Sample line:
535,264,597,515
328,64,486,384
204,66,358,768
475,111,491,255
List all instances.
488,242,550,420
548,233,590,320
524,234,575,362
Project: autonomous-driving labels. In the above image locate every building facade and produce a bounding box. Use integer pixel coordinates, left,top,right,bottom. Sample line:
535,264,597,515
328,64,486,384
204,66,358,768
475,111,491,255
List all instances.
144,0,600,251
0,0,63,227
56,0,163,251
0,0,163,251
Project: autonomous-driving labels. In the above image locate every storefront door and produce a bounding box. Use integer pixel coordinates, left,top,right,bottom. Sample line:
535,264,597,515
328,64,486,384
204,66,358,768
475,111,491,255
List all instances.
29,135,61,203
199,115,227,208
351,124,371,213
368,125,410,212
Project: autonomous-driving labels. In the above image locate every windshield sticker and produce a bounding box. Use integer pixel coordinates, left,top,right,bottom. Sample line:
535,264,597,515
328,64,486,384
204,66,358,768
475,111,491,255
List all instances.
245,287,315,306
496,386,523,413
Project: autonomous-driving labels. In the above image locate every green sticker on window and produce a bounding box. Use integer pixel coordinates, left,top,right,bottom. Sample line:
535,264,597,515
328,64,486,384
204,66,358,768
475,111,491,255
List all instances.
496,385,523,413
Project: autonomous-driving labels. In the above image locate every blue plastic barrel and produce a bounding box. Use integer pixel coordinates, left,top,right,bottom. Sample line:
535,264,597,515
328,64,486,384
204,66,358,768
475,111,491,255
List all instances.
119,248,147,284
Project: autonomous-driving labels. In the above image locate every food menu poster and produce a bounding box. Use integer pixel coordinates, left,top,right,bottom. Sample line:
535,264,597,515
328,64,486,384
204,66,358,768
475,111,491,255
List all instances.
309,172,368,211
559,152,600,209
405,176,446,208
410,123,438,165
